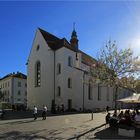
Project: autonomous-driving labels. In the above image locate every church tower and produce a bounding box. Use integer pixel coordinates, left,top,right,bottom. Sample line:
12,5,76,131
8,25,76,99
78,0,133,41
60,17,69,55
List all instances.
70,23,79,51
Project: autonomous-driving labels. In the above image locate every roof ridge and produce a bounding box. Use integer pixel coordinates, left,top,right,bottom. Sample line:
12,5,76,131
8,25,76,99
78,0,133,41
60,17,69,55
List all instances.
0,72,27,81
38,27,60,40
80,50,97,61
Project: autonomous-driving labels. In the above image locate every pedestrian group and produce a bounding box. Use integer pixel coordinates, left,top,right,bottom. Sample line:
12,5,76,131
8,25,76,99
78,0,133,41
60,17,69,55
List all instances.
33,105,47,120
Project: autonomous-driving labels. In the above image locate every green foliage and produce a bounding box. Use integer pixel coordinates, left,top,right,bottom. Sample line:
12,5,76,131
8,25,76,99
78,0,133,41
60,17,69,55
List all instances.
90,40,140,112
91,40,140,88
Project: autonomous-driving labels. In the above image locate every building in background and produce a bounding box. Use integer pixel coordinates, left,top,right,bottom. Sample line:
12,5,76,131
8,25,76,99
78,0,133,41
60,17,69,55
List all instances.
0,72,27,110
27,27,133,111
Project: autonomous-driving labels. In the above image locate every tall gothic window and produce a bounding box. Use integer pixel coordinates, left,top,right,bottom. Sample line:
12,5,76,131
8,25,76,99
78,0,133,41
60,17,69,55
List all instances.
57,63,61,74
98,84,101,101
35,61,41,87
36,45,40,51
68,56,72,67
106,86,109,101
68,78,72,88
57,86,61,97
76,53,78,60
88,81,93,100
113,92,116,101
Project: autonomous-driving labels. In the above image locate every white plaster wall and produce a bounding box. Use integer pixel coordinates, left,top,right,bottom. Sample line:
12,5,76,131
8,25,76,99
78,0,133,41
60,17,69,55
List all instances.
83,74,114,111
55,47,83,111
55,47,115,111
27,29,54,110
12,77,27,104
0,78,12,103
0,77,27,105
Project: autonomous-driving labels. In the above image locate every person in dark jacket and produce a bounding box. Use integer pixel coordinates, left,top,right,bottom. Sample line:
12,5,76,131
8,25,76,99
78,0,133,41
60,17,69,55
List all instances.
105,113,111,128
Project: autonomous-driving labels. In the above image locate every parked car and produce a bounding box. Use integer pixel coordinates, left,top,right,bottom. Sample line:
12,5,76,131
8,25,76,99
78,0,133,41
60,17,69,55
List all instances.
0,109,4,118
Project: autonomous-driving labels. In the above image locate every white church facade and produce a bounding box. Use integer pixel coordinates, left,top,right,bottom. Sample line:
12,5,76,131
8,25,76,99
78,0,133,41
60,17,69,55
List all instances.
27,28,132,111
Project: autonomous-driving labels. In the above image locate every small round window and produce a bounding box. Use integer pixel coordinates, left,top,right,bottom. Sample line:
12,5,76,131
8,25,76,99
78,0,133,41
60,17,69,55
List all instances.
36,45,40,51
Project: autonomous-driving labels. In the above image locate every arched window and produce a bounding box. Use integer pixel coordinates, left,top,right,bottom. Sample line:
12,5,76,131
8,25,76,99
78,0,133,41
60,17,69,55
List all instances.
88,81,93,100
35,61,41,87
68,56,72,67
98,84,101,101
57,86,61,97
76,53,78,60
57,63,61,74
36,45,40,51
68,78,72,88
106,86,109,101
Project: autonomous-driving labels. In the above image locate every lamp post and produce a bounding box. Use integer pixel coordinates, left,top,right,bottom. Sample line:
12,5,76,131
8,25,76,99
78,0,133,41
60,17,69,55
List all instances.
82,71,86,112
0,87,3,100
0,87,3,108
73,67,89,112
0,87,1,100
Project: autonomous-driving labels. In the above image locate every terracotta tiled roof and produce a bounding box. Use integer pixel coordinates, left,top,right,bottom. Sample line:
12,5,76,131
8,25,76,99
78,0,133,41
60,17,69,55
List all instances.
39,28,79,52
39,28,97,66
39,28,61,50
80,50,97,66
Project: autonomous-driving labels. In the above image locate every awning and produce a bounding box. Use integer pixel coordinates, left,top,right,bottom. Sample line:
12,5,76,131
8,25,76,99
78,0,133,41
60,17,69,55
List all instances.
14,101,24,104
117,93,140,103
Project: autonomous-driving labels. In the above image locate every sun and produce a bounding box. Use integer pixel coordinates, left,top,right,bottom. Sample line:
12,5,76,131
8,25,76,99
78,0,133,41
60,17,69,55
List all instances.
128,38,140,56
133,38,140,48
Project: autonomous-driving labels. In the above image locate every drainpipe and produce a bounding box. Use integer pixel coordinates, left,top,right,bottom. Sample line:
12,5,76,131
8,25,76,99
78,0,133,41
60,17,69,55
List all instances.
54,51,56,103
11,77,14,106
53,50,56,113
83,71,85,112
73,67,88,112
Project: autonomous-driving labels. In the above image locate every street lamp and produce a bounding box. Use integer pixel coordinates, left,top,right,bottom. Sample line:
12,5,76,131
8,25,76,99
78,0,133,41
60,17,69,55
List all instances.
0,87,3,100
73,67,89,112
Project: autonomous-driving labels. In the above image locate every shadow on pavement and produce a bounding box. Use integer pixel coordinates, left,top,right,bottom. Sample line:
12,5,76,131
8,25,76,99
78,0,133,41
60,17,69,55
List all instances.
0,119,40,125
94,127,140,139
69,124,140,139
0,130,48,140
94,128,128,139
69,123,106,140
0,110,82,121
0,129,68,140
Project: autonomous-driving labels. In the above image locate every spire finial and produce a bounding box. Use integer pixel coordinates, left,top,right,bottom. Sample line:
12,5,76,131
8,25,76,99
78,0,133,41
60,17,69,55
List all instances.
73,22,75,31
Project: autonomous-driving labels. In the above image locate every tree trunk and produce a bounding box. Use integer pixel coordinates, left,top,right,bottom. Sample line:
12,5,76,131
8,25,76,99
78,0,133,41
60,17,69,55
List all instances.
114,85,118,114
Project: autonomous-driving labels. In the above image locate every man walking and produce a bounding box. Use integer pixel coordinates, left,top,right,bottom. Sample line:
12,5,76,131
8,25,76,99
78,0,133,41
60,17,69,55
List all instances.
33,106,37,120
42,105,47,120
106,106,109,113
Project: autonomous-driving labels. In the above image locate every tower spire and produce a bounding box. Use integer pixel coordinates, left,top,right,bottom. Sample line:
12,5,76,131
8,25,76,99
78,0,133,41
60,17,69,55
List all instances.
70,23,78,51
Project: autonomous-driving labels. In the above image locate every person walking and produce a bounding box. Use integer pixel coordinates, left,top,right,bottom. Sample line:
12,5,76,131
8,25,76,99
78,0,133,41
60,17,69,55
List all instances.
61,104,64,112
42,105,47,120
33,106,37,120
105,112,111,128
106,106,109,113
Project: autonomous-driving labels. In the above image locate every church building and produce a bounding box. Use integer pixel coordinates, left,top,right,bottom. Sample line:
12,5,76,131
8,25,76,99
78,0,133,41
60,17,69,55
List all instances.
27,27,131,111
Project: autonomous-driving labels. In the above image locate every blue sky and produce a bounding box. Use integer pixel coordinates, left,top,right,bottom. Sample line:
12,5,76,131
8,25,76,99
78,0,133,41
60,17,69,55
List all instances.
0,1,140,77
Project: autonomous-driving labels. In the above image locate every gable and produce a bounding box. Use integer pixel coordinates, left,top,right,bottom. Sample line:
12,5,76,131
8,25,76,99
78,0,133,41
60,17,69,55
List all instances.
28,27,98,67
38,28,78,52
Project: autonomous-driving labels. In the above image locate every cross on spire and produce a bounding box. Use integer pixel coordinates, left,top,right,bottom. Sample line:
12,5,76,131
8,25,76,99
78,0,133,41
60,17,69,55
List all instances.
73,22,75,31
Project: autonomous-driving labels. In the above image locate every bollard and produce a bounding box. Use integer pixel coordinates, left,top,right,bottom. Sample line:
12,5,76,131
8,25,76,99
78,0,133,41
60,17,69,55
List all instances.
91,112,93,120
